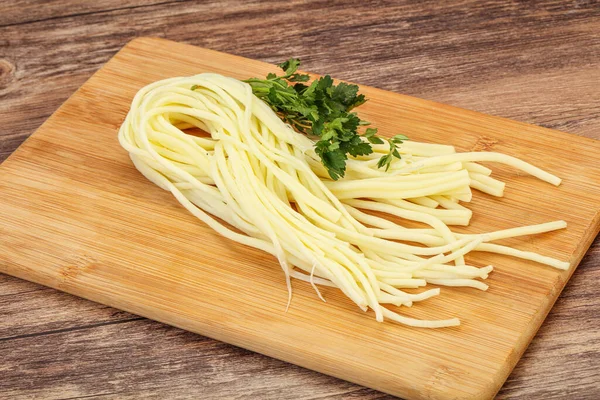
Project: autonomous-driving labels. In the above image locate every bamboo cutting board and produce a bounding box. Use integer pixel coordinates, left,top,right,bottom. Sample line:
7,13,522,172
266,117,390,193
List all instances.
1,37,600,400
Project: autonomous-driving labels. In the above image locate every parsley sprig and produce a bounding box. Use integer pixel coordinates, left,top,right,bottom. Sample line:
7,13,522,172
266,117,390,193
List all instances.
242,58,407,180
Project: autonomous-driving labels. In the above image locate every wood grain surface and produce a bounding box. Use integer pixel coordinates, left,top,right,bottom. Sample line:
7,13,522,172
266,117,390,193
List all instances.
1,1,599,399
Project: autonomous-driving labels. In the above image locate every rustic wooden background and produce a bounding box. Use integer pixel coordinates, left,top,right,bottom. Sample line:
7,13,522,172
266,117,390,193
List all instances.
1,1,599,399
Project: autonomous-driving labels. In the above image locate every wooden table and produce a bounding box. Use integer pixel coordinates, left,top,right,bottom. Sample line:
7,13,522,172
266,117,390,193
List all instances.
1,1,598,399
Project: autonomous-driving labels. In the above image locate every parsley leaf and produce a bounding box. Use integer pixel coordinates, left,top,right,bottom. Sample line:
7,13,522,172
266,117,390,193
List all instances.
315,140,347,180
277,58,301,78
378,135,408,171
363,127,385,144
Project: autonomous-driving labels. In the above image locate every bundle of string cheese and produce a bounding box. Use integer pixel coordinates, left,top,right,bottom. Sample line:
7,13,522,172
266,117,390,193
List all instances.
118,73,569,328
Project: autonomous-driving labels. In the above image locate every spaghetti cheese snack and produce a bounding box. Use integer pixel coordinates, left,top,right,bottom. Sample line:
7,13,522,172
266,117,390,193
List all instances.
119,73,568,328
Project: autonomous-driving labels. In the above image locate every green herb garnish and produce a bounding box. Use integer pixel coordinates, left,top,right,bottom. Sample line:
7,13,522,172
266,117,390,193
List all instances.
241,58,407,180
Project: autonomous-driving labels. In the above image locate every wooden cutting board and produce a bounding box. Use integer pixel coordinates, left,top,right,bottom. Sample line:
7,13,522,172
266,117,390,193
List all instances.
2,37,600,400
